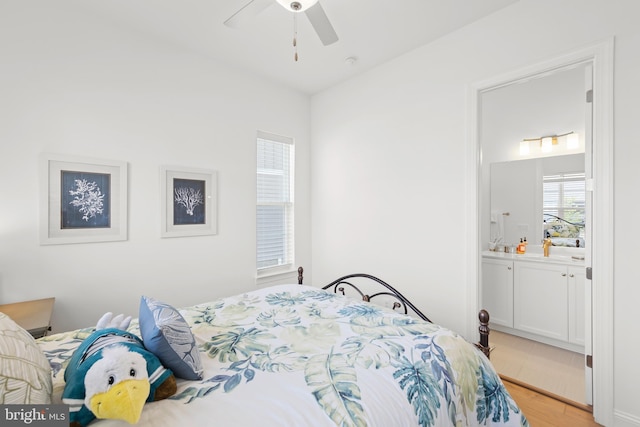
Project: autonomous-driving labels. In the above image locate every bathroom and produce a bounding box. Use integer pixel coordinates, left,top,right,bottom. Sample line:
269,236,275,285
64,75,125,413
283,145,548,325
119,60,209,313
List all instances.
478,62,590,404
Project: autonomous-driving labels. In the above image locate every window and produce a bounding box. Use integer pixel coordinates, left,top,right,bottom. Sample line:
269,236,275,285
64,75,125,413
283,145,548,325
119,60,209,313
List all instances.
543,172,585,238
256,131,294,272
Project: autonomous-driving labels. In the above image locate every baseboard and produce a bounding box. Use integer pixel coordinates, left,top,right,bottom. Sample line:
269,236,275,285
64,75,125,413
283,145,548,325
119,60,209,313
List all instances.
614,410,640,427
491,325,584,354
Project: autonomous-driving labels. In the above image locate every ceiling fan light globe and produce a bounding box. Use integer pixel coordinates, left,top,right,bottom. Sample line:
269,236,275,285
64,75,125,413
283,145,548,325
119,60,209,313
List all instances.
276,0,319,13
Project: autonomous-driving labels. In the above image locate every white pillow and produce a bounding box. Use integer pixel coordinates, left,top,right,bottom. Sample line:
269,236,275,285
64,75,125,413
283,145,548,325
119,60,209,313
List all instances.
0,312,52,404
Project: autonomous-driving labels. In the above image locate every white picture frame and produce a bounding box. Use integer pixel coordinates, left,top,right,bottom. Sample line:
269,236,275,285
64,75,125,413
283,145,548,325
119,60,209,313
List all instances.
39,154,128,245
161,166,217,238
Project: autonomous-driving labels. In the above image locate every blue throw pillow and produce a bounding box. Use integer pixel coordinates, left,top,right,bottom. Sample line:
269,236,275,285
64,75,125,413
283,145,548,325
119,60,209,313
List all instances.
139,296,203,380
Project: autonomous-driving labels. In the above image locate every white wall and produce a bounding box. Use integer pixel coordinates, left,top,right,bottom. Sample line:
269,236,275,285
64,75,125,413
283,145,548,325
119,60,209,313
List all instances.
0,2,311,332
311,0,640,425
481,65,587,163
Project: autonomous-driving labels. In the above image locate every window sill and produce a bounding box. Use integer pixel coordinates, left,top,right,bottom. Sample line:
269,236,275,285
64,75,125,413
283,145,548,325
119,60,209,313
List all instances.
255,266,300,288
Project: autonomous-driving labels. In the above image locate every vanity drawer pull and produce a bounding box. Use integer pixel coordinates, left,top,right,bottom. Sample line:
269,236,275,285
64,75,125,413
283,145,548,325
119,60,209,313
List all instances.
561,273,567,277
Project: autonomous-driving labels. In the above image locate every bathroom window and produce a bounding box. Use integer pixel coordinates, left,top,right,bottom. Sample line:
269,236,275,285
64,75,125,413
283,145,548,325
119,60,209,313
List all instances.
256,131,295,272
543,172,585,241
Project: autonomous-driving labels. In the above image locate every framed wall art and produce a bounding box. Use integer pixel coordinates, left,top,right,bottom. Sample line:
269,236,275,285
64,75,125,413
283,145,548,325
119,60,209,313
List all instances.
161,166,217,238
39,154,128,245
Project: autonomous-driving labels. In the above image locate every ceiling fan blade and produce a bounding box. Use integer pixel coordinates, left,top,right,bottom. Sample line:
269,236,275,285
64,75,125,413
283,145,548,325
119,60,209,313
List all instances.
304,2,338,46
224,0,273,29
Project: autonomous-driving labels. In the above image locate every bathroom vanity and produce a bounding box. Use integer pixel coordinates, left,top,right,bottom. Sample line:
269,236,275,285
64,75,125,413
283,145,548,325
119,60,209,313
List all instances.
481,251,587,354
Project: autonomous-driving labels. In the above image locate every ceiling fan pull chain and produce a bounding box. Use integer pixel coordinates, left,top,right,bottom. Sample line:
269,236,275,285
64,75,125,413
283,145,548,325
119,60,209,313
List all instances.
293,13,299,61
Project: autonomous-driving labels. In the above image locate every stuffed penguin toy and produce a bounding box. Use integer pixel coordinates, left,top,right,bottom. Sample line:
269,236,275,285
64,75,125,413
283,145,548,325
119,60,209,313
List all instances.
62,314,177,427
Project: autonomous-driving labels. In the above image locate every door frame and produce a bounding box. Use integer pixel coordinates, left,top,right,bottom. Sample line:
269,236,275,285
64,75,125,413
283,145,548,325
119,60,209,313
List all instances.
465,39,614,425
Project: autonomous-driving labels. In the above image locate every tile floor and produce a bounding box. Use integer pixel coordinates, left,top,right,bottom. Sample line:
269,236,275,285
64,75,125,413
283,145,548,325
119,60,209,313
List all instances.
489,330,586,405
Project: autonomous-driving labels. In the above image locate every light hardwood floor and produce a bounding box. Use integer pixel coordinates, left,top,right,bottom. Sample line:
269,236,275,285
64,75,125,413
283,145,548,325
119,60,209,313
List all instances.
502,380,601,426
489,330,586,405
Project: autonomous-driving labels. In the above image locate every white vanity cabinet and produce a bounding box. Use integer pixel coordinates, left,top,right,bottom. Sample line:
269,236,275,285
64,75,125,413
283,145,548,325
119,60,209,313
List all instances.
481,252,586,351
481,258,514,328
567,266,587,346
513,261,569,341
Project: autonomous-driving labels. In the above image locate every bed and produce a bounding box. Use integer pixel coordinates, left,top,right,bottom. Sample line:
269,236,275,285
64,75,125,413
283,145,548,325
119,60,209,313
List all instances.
6,269,527,426
543,213,585,248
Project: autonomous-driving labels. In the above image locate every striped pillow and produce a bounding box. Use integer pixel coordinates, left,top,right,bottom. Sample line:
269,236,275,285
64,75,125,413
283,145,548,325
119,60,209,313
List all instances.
0,312,52,404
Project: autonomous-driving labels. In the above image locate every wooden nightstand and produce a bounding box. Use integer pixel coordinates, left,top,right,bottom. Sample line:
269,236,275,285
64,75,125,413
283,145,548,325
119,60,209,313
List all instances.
0,297,55,338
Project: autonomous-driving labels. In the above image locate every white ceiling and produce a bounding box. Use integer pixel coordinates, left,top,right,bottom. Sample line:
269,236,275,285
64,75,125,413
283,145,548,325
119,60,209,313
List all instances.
71,0,520,94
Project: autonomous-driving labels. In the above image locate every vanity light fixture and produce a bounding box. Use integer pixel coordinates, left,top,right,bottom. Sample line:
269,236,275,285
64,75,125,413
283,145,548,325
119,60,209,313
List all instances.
541,136,557,153
519,131,578,156
566,132,580,149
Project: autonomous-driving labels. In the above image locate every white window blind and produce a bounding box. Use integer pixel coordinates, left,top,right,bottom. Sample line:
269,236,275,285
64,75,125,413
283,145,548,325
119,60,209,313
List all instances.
543,172,585,233
257,131,294,271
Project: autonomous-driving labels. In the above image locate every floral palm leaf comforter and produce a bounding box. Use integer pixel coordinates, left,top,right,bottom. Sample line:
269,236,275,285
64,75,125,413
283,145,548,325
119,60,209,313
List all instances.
39,284,528,427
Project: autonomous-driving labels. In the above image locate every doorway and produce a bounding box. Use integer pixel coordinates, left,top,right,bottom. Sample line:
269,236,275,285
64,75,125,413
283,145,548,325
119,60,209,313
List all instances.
479,63,589,405
466,40,614,425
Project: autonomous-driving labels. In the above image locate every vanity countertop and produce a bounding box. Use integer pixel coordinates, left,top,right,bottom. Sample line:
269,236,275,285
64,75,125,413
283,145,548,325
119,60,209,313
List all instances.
482,250,585,266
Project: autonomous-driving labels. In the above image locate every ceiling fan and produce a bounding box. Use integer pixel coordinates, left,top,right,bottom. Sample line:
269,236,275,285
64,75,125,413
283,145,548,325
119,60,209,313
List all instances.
224,0,339,47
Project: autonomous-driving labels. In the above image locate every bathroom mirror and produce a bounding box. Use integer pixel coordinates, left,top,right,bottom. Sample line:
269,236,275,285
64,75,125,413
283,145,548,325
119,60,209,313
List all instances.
490,153,585,249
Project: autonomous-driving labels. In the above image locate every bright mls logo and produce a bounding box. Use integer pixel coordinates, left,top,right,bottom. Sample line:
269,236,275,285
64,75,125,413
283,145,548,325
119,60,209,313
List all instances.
2,405,67,426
